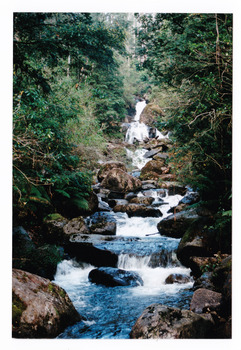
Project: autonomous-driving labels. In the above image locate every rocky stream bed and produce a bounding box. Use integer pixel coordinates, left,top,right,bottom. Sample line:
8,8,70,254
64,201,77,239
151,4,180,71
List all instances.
12,101,231,339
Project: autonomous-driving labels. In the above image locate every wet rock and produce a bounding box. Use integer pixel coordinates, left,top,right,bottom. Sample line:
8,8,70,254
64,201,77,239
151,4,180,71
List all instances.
97,161,127,182
165,273,191,284
130,304,214,339
153,153,169,161
190,288,222,314
100,168,142,193
176,217,217,269
160,182,187,195
88,211,117,235
113,203,162,218
193,272,216,291
143,148,164,159
157,208,201,238
124,192,138,201
13,226,63,280
88,267,143,287
43,214,89,244
140,160,166,180
179,191,200,205
12,269,81,338
65,238,118,268
129,196,154,206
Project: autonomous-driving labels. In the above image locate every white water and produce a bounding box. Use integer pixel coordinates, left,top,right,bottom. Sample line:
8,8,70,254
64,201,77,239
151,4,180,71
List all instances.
125,148,149,169
133,100,146,121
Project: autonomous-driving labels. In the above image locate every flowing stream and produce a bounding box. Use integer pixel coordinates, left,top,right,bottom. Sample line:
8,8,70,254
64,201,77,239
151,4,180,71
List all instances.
54,100,194,339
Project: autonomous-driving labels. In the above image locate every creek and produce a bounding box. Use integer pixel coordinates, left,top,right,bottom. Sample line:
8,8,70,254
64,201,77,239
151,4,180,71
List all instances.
54,100,194,339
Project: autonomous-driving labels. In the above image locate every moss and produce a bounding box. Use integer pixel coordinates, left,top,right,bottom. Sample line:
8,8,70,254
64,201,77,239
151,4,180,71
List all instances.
12,292,27,327
44,213,64,221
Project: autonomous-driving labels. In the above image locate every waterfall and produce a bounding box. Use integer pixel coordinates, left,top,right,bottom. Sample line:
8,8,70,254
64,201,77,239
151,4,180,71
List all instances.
125,100,167,144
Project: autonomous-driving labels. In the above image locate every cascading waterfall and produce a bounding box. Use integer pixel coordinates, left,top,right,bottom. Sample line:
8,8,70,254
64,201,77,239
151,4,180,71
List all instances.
125,100,167,144
53,100,194,339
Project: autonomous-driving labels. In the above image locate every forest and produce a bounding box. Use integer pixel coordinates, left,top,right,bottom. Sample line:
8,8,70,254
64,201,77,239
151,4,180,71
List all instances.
12,12,232,340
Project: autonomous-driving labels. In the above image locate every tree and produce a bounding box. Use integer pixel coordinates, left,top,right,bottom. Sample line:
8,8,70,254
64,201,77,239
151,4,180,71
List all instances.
135,13,232,209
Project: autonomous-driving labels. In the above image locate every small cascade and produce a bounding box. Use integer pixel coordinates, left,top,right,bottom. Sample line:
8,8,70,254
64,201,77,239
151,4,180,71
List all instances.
118,254,151,270
125,148,149,169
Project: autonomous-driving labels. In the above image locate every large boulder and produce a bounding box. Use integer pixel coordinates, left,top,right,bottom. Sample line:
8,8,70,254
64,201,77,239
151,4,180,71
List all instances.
100,168,142,193
139,103,164,127
43,214,89,244
140,160,166,181
190,288,222,314
143,148,164,159
97,161,127,182
88,267,143,287
176,217,216,268
130,304,214,339
157,208,201,239
13,226,63,280
113,203,162,218
165,273,191,284
87,211,117,235
12,269,81,338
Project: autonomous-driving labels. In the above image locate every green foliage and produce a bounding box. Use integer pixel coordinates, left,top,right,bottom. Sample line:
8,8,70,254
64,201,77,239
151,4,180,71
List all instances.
135,14,232,209
13,13,129,224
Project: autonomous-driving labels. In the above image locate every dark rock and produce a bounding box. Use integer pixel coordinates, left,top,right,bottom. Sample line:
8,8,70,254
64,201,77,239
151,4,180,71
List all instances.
190,288,222,314
157,208,201,239
165,273,191,284
130,304,214,339
88,267,143,287
12,269,81,338
65,239,118,267
13,226,63,280
143,148,164,159
100,168,142,193
176,217,217,269
97,161,127,182
193,272,216,291
88,211,117,235
113,203,162,218
124,192,138,201
43,214,89,244
179,191,200,205
160,182,187,195
189,255,228,278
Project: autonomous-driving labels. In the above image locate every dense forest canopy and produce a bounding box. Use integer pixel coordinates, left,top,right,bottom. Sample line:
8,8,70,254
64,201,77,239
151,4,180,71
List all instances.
13,12,232,244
